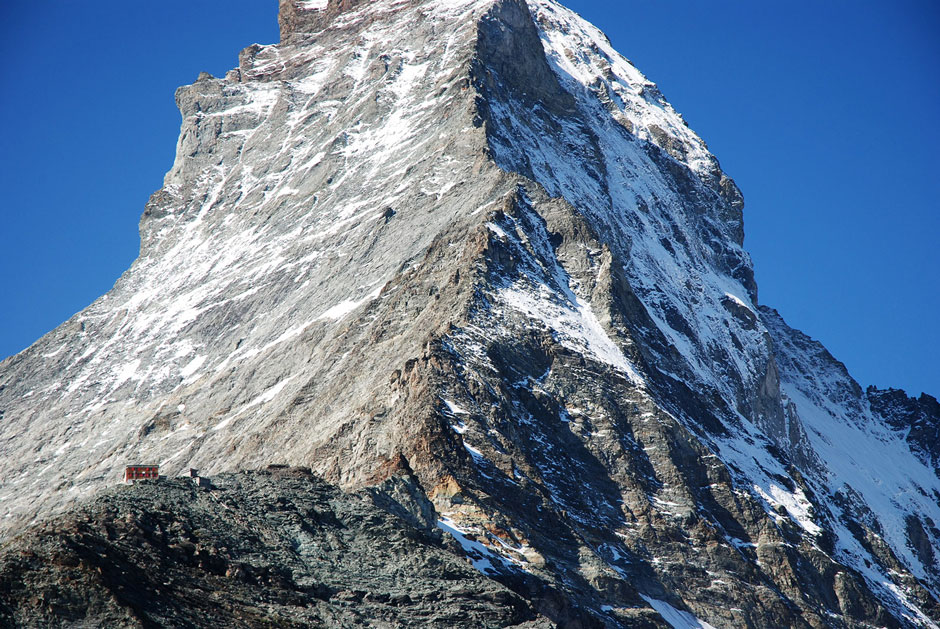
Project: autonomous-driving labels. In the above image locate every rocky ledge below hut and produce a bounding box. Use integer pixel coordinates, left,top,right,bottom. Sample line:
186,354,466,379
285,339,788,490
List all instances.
0,467,569,628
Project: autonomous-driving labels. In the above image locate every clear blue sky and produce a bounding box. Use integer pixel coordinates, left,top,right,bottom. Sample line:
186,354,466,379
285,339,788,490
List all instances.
1,1,937,396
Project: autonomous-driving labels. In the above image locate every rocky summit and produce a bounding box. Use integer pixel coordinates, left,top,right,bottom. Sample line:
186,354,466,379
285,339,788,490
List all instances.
0,0,937,627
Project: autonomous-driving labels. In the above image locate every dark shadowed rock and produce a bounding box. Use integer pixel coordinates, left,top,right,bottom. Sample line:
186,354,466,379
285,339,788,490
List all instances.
0,469,551,628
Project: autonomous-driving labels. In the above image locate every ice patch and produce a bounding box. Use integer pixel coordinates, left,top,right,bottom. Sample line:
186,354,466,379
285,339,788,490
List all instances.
316,285,382,321
723,292,752,310
112,359,141,389
213,375,297,430
41,346,66,359
443,399,469,415
173,340,195,358
640,595,717,629
298,0,328,10
463,441,486,463
486,222,509,239
180,355,206,380
443,400,470,434
753,482,821,536
501,286,642,385
436,516,513,575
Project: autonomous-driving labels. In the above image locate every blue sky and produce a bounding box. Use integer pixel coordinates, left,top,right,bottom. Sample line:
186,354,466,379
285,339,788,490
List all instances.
1,1,937,396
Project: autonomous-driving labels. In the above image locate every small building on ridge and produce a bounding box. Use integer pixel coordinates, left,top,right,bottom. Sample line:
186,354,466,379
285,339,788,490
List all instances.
124,465,159,483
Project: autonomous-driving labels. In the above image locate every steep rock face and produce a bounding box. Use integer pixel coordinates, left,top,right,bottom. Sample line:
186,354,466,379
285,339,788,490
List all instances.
0,0,937,627
868,387,940,470
761,308,940,619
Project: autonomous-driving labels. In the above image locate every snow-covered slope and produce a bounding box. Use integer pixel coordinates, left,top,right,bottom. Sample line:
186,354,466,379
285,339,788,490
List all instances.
0,0,936,626
764,308,940,620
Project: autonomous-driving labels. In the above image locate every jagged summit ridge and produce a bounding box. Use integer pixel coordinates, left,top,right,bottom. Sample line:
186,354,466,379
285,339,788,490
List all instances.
278,0,494,41
0,0,937,626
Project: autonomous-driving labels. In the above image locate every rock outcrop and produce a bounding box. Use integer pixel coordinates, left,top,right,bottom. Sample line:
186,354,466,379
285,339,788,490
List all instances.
0,0,937,626
868,387,940,469
0,468,551,628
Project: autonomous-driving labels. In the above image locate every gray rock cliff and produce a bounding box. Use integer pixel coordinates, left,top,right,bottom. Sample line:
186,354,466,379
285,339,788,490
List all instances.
0,0,937,626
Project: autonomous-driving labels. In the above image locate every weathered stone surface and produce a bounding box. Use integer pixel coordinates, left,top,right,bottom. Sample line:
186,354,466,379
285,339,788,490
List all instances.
0,468,549,628
0,0,937,627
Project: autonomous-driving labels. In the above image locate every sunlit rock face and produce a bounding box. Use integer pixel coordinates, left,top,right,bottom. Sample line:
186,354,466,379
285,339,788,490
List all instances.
0,0,937,626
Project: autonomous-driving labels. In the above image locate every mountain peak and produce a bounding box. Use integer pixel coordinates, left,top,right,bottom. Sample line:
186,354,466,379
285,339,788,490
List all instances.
1,1,937,626
278,0,486,41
